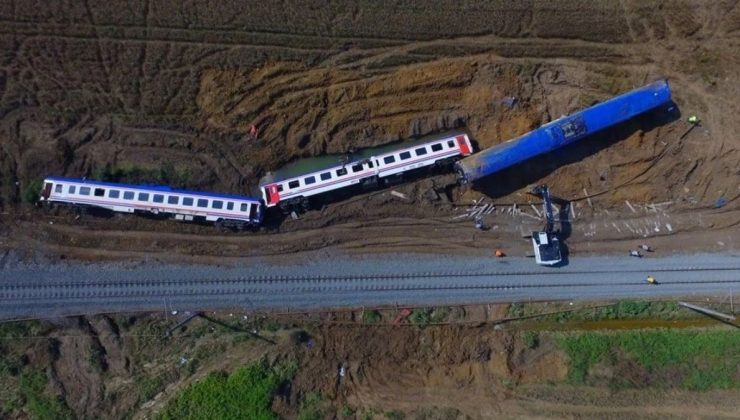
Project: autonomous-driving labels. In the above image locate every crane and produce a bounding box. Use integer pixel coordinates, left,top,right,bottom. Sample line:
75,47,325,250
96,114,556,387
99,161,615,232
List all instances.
529,185,562,266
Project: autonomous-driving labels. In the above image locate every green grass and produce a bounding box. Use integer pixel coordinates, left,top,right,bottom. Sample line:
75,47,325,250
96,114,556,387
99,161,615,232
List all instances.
18,370,73,420
158,362,296,420
558,329,740,390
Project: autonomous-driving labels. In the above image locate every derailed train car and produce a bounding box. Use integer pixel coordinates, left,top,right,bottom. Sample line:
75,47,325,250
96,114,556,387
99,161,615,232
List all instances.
455,80,673,184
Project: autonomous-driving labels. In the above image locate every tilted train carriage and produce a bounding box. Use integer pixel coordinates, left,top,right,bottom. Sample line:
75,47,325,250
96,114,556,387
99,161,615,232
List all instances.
39,177,263,228
259,131,473,212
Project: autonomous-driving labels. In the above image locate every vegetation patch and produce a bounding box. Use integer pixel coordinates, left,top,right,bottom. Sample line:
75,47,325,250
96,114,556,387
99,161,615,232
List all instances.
18,370,74,420
362,310,381,324
158,361,296,420
558,329,740,390
297,391,325,420
509,300,691,322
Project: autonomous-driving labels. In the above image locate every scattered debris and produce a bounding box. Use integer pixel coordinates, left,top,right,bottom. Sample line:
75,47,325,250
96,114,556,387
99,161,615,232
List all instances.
666,223,673,232
715,197,727,208
501,96,517,108
393,308,412,325
495,249,506,258
629,250,643,258
625,200,637,213
390,190,409,200
474,215,484,230
583,188,593,208
290,211,299,220
530,203,541,218
639,244,653,252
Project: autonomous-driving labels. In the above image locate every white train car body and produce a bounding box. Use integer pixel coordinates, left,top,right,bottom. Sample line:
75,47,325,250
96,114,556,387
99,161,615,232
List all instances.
259,132,473,209
39,177,263,225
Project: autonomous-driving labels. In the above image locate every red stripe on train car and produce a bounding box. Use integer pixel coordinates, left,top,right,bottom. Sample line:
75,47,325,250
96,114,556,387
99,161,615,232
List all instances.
456,135,471,156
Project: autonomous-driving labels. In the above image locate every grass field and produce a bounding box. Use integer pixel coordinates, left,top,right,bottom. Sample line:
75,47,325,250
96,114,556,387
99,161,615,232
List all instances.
558,329,740,390
158,361,296,420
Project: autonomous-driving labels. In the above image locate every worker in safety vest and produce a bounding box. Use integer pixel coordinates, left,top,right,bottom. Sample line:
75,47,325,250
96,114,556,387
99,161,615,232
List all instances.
687,115,699,125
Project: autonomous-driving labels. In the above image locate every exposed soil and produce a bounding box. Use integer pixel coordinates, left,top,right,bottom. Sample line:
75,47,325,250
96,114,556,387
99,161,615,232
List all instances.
2,309,738,419
1,0,739,262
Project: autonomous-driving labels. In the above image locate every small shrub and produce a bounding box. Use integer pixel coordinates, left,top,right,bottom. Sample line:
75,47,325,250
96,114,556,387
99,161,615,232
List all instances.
508,303,524,318
409,309,431,326
138,375,165,402
362,310,381,324
430,307,450,323
522,331,539,349
385,410,405,420
340,405,355,417
22,179,43,204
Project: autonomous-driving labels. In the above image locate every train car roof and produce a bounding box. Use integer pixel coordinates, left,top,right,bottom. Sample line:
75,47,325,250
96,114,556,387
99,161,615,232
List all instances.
259,130,468,185
44,176,261,201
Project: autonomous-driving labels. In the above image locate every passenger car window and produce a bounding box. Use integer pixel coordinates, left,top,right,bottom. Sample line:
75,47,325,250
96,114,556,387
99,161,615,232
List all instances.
54,184,63,193
351,163,363,172
212,200,223,209
153,194,164,203
80,187,91,195
240,203,249,212
447,140,455,148
383,155,396,164
288,180,300,189
336,168,347,177
431,143,443,152
123,191,134,200
304,176,316,185
168,196,179,205
138,192,149,201
399,151,411,160
68,185,76,194
277,184,284,192
183,197,194,206
94,188,105,197
109,190,120,199
415,147,428,156
197,199,208,208
320,172,332,181
367,161,374,168
226,202,234,210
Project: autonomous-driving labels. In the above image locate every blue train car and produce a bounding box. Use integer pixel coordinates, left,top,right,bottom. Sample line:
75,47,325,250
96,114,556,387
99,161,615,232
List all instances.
455,80,672,183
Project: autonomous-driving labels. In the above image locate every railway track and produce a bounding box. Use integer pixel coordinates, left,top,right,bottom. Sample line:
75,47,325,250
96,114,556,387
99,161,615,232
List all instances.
2,256,739,320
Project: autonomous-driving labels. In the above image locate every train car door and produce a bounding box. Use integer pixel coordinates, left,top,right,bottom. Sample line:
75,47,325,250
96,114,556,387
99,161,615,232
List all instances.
264,185,280,205
42,182,52,200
